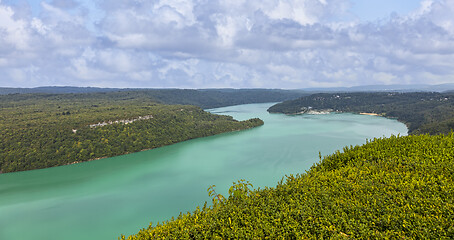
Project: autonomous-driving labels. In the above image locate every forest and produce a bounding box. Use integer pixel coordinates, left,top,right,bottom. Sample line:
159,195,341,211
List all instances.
0,87,305,108
121,133,454,239
267,92,454,134
0,91,266,173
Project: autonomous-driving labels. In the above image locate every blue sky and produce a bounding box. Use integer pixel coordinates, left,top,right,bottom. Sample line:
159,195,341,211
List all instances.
350,0,422,21
20,0,422,22
0,0,453,88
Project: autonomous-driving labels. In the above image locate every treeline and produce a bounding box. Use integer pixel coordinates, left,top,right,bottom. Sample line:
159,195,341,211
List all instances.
121,133,454,239
0,93,263,173
145,89,306,109
268,92,454,134
1,88,305,108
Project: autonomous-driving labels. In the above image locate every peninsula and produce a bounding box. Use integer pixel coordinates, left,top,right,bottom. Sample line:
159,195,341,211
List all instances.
267,92,454,135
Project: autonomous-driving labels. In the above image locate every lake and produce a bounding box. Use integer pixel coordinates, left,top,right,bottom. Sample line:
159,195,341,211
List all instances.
0,103,407,240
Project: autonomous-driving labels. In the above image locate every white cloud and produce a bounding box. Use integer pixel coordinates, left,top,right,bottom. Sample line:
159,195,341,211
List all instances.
30,18,49,35
0,4,31,50
372,72,397,85
0,0,454,88
128,70,153,82
68,57,109,80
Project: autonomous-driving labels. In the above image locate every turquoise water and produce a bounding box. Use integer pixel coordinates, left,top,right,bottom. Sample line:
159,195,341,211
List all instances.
0,103,407,240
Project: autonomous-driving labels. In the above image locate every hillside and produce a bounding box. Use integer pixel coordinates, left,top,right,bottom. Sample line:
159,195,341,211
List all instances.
267,92,454,134
121,134,454,239
300,83,454,92
0,92,264,173
0,88,305,108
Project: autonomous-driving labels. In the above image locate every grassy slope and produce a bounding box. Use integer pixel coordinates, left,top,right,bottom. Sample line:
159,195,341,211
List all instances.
122,134,454,239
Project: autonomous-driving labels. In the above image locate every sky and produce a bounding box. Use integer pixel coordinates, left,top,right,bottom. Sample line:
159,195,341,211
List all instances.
0,0,453,89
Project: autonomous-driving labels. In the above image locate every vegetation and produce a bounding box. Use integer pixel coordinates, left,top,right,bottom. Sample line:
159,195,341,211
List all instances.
144,88,306,109
0,92,264,173
0,88,305,108
6,89,453,239
121,133,454,239
268,92,454,134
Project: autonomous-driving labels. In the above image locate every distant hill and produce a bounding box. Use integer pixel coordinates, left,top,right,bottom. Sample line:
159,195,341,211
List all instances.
0,87,306,109
0,86,125,94
2,84,454,95
133,89,306,109
301,83,454,93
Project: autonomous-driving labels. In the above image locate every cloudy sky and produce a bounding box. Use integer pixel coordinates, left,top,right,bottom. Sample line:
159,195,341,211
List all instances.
0,0,453,89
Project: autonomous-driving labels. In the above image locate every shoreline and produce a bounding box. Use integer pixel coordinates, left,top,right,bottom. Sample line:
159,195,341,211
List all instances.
281,109,409,134
64,125,262,167
359,112,379,116
3,124,260,174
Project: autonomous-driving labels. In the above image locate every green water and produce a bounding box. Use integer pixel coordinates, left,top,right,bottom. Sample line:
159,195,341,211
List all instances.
0,103,407,240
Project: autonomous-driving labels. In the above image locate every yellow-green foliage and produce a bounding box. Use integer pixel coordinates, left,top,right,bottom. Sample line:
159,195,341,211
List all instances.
122,134,454,239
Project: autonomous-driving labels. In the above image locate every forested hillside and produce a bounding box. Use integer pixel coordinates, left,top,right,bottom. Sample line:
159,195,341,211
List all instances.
146,88,306,109
0,92,263,173
0,86,121,95
268,92,454,134
122,133,454,239
1,88,305,108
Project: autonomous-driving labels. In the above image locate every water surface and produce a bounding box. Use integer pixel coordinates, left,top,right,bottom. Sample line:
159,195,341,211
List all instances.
0,103,407,240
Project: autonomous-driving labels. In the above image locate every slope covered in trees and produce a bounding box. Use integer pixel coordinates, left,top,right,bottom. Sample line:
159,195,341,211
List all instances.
268,92,454,134
1,88,305,108
0,92,263,173
122,133,454,239
146,88,306,109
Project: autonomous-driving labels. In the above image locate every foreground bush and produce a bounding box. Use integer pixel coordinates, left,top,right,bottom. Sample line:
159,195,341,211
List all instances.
122,134,454,239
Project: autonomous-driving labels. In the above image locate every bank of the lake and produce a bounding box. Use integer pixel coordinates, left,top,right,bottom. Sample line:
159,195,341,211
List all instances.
0,103,407,240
